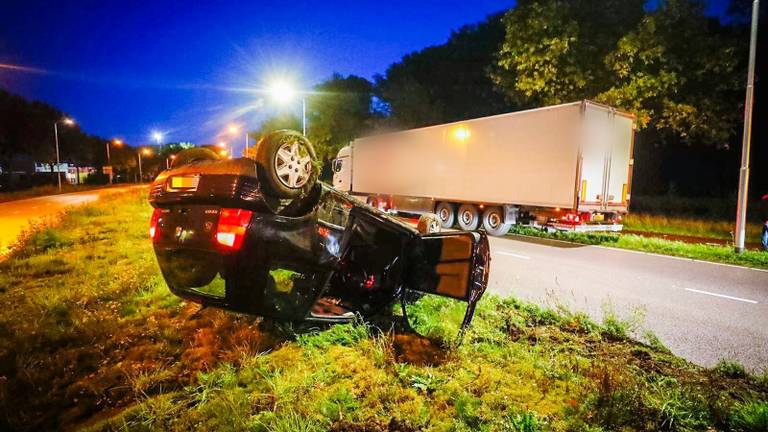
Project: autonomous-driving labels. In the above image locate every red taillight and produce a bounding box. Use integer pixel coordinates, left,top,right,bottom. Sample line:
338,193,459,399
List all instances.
364,274,376,289
149,208,162,240
215,208,252,250
561,212,581,224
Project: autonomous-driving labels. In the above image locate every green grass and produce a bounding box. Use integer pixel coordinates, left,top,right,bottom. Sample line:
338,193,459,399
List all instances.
0,190,766,431
623,213,764,241
509,225,768,269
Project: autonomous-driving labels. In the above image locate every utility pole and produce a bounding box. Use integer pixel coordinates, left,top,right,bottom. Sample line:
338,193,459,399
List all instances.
138,150,144,183
54,122,62,192
735,0,760,253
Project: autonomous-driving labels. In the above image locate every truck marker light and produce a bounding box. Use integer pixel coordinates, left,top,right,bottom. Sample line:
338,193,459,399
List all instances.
215,208,253,250
452,126,470,141
149,208,162,240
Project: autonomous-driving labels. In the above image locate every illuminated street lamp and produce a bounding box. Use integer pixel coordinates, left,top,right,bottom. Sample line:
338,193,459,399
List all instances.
267,79,307,136
138,148,152,182
227,124,248,156
53,117,76,192
166,153,176,170
151,131,164,151
106,138,123,184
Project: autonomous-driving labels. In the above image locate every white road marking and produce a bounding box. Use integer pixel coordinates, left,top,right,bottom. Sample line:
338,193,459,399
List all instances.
684,288,758,304
495,250,531,260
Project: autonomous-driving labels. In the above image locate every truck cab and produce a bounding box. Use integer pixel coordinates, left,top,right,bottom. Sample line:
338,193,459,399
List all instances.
332,145,352,192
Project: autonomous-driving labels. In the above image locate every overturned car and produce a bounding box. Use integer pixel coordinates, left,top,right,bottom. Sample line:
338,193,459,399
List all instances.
148,130,490,330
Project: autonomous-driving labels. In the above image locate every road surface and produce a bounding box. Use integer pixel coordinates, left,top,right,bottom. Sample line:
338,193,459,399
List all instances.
487,235,768,371
0,186,142,254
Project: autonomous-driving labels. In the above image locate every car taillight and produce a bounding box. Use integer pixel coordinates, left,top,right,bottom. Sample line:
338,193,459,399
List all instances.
149,208,162,240
216,208,253,250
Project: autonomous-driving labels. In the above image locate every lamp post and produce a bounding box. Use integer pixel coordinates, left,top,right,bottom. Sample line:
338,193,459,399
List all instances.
228,124,247,157
53,117,75,192
734,0,761,253
151,131,164,151
107,139,122,184
138,148,151,183
267,79,307,136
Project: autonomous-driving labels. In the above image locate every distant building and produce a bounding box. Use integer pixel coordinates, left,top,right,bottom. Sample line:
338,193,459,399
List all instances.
34,163,97,184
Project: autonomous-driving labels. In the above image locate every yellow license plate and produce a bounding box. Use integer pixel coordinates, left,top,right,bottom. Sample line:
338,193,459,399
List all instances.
169,176,199,190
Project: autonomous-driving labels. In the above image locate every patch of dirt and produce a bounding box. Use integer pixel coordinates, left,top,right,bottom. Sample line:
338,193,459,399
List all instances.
391,333,448,366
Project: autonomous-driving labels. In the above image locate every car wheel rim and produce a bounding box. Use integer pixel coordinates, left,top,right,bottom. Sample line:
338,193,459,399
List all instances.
275,140,312,189
439,208,449,221
462,210,472,225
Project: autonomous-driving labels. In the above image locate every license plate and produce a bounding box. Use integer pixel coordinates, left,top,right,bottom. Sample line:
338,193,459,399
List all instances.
168,175,200,191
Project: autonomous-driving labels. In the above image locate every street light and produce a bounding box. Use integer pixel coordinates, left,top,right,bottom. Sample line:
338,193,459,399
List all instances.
267,79,307,136
105,138,123,184
53,117,76,192
227,124,248,156
734,0,761,253
151,131,164,151
166,154,176,170
138,148,152,183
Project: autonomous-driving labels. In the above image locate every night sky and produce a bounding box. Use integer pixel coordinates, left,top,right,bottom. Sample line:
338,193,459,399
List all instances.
0,0,732,154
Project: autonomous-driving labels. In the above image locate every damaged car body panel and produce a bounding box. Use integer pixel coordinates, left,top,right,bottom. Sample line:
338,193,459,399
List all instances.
148,136,490,331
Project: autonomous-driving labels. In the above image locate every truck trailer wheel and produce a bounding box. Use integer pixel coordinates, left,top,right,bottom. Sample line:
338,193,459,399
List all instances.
457,204,480,231
435,202,455,229
256,130,318,199
482,207,511,237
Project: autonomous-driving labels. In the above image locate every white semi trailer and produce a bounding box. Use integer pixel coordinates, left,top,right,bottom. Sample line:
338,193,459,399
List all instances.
331,100,635,236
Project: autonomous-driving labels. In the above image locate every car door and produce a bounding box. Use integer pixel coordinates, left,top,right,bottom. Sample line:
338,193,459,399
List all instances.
404,231,491,329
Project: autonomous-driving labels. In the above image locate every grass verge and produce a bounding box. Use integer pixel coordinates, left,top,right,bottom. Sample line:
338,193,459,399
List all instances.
509,225,768,270
623,213,763,242
0,189,765,431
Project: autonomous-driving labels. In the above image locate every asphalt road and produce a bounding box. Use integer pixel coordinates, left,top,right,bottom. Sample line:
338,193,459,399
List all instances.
0,186,141,254
487,235,768,371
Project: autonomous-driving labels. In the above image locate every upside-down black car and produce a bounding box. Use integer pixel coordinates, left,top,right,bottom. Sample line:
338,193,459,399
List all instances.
148,131,490,330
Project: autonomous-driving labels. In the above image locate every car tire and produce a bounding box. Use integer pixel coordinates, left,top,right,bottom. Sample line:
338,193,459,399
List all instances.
171,147,220,168
456,204,480,231
482,206,511,237
417,213,441,234
435,202,455,229
255,130,318,199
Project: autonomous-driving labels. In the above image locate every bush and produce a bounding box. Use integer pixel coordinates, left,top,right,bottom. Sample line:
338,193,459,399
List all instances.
714,360,748,379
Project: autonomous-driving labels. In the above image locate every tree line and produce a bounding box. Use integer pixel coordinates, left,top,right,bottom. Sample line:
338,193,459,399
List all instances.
256,0,766,198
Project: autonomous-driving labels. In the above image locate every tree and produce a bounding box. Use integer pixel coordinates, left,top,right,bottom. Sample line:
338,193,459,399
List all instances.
306,74,375,162
0,89,109,171
491,0,645,107
597,0,744,146
375,14,510,128
492,0,744,147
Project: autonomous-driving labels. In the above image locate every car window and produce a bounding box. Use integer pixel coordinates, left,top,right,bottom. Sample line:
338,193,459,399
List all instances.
317,192,351,228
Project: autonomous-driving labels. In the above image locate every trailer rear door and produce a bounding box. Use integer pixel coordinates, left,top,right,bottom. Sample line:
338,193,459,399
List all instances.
578,104,634,213
605,114,634,210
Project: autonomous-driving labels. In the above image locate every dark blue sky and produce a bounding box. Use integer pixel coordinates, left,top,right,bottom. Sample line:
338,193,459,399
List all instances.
0,0,731,154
